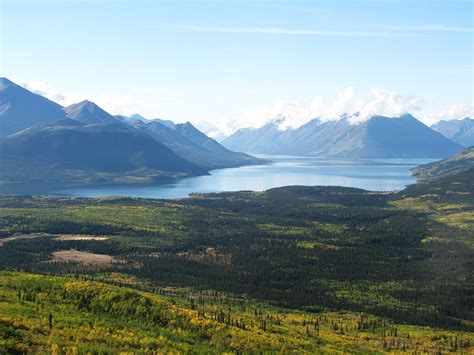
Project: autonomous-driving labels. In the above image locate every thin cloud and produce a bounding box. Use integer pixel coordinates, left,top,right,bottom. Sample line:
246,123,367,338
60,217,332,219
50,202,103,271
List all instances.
175,26,394,37
424,103,474,125
19,80,80,106
173,24,472,37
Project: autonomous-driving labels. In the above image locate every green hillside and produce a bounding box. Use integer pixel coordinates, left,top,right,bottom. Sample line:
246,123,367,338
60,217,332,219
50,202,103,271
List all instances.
1,272,472,353
412,146,474,180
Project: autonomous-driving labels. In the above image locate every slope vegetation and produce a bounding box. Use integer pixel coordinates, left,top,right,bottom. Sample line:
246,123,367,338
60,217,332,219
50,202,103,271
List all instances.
1,272,472,353
412,146,474,180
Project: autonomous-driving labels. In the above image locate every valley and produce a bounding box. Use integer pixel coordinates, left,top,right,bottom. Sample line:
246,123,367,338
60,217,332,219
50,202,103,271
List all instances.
2,1,472,352
0,159,472,352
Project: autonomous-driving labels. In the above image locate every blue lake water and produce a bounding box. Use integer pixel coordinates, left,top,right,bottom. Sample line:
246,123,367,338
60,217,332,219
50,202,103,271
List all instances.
57,156,437,198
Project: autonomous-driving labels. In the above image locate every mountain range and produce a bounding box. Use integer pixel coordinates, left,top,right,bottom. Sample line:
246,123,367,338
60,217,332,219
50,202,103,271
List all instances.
0,77,469,187
222,114,464,159
119,114,262,170
431,117,474,147
0,119,207,185
0,78,262,185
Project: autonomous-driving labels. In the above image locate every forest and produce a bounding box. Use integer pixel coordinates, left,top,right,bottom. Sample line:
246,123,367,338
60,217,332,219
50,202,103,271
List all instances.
0,168,473,353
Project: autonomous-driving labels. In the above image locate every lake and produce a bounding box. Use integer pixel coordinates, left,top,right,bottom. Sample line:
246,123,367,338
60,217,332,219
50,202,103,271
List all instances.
56,156,436,199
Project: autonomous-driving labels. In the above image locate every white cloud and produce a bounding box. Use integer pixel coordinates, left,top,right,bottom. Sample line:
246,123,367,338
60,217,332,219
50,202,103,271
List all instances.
91,94,144,116
423,103,474,125
19,80,152,116
357,89,422,122
209,88,424,136
441,103,474,119
19,80,80,106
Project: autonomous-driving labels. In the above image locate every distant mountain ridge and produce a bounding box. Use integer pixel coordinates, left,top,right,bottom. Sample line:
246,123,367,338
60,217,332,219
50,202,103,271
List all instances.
223,114,463,159
431,117,474,146
0,78,264,185
118,115,263,169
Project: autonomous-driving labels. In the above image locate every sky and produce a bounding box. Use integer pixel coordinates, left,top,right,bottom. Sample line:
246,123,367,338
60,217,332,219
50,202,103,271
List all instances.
1,0,473,137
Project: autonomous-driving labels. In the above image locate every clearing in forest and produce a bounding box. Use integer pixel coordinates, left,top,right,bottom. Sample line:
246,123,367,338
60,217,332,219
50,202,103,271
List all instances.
0,233,49,246
54,234,108,241
51,250,114,265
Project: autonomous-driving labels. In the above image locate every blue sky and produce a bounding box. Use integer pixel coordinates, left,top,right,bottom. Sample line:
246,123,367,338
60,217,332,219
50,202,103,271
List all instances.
1,0,473,135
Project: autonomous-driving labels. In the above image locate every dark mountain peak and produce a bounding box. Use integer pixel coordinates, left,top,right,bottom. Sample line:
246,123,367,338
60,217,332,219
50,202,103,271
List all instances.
0,77,15,90
178,121,199,132
398,113,427,125
175,122,213,142
366,113,423,127
399,112,416,119
0,78,67,137
68,100,101,112
150,117,175,129
0,78,37,96
116,113,147,123
64,100,115,124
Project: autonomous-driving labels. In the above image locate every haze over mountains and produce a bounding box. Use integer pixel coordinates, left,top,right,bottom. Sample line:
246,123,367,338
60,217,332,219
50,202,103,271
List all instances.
222,113,465,159
0,78,262,185
0,77,469,187
119,114,263,170
431,117,474,147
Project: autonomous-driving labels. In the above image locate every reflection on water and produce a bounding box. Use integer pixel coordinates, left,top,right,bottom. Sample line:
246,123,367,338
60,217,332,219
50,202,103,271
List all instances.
53,156,436,198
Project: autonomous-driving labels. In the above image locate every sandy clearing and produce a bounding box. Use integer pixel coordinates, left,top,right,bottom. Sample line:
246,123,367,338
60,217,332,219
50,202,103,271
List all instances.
0,233,50,247
51,250,114,265
55,235,108,241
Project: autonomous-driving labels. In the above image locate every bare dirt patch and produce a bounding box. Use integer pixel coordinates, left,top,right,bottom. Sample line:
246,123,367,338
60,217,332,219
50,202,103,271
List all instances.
0,233,49,247
51,250,114,265
54,235,108,241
